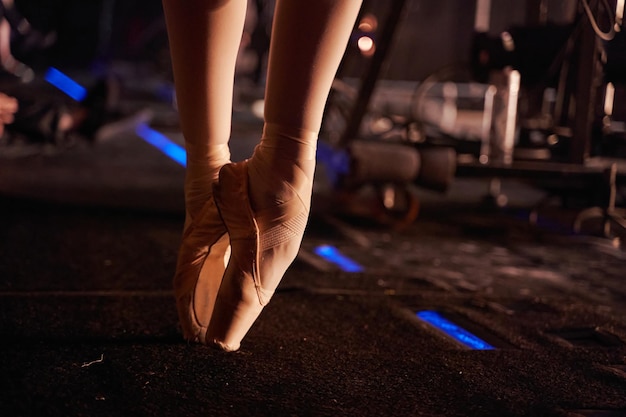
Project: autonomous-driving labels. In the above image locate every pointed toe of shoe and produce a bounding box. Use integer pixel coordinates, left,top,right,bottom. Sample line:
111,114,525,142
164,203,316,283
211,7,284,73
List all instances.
174,197,230,344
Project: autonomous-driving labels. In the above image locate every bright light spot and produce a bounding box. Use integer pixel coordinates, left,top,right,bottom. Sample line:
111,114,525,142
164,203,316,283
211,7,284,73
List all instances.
370,116,393,134
135,124,187,167
500,31,515,51
547,134,559,146
44,67,87,101
251,99,264,119
314,245,364,273
358,36,376,56
416,310,496,350
604,82,615,116
383,186,395,209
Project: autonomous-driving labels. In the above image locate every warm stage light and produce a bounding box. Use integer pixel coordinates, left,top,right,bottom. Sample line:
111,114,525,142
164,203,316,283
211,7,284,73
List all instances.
604,82,615,116
358,36,376,56
358,13,378,33
251,99,264,119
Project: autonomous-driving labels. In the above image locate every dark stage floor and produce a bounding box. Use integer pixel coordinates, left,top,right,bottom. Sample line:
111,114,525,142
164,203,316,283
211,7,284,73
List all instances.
1,72,626,417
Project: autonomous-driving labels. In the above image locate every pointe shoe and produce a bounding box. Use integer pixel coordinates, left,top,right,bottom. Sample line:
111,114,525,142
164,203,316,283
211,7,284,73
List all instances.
207,160,310,351
174,196,230,343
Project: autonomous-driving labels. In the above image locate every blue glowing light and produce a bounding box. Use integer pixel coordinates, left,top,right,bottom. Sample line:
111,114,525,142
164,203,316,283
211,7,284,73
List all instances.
135,124,187,167
316,141,350,186
314,245,364,273
44,67,87,101
416,310,495,350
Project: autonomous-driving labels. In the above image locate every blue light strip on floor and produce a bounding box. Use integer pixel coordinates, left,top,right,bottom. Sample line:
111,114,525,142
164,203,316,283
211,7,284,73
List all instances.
135,124,187,167
314,245,364,273
416,310,495,350
44,67,87,101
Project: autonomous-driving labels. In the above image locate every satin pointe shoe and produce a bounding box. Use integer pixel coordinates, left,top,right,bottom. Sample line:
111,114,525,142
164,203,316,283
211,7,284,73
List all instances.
207,160,310,351
174,196,231,343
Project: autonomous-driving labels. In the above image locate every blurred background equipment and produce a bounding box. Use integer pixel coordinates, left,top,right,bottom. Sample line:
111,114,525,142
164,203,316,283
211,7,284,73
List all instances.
318,0,625,234
0,0,154,151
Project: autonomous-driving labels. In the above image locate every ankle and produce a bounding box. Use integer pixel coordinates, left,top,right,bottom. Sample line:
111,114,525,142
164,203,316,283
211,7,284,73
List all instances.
247,148,315,215
184,144,230,219
248,123,317,185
